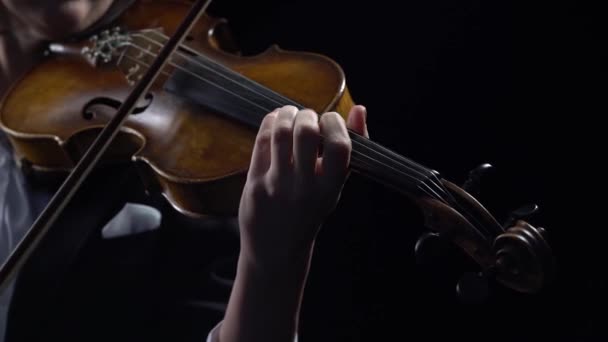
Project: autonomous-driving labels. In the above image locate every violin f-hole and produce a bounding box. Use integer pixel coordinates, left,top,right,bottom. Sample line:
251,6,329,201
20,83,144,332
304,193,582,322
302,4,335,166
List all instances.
82,93,154,120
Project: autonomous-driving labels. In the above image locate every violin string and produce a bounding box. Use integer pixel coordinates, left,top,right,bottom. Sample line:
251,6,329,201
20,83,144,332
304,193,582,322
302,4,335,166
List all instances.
127,40,454,202
131,32,446,190
123,36,457,203
151,31,448,192
132,32,445,183
134,33,496,238
351,150,443,200
137,31,445,178
120,50,447,202
125,41,447,190
121,46,273,114
348,131,447,196
121,35,500,238
349,132,443,185
121,53,443,201
135,32,294,111
347,122,493,236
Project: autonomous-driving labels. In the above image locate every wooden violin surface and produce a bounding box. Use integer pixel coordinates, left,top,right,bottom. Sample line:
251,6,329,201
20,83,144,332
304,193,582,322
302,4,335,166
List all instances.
0,0,355,217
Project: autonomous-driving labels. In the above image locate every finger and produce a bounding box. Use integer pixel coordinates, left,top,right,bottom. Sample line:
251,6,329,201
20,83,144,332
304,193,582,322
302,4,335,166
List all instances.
346,105,369,138
248,110,277,178
270,105,298,175
293,109,321,181
319,112,351,188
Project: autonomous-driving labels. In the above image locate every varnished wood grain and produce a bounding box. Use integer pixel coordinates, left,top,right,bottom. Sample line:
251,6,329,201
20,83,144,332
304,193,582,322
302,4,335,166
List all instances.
0,0,354,217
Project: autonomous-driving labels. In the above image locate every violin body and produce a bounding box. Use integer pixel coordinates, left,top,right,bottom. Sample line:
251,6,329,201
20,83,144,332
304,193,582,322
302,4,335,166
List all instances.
0,0,355,217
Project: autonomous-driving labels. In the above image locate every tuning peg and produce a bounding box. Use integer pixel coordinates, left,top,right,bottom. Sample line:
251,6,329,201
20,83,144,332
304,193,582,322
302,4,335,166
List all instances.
456,271,489,304
414,232,451,267
503,203,539,229
462,163,493,196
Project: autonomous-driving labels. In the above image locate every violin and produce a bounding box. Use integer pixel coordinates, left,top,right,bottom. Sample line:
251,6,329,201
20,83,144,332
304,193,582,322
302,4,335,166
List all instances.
0,0,554,296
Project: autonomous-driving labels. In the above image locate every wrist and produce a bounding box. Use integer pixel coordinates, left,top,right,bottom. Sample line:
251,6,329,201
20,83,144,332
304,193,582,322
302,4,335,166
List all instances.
219,245,313,342
239,241,314,280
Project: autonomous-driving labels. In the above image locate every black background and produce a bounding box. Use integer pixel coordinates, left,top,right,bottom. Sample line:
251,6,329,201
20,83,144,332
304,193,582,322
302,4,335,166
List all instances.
203,0,605,341
7,0,604,341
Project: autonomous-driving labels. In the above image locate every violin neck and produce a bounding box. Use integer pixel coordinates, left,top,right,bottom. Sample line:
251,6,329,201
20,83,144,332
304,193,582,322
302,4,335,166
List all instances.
159,54,440,197
162,60,435,195
347,130,440,198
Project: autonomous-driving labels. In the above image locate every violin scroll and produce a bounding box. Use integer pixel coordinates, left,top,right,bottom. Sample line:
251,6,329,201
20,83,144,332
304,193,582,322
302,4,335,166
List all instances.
493,220,554,294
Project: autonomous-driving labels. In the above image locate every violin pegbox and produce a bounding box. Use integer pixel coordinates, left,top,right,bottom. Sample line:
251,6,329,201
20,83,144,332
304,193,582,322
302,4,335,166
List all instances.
416,176,555,301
